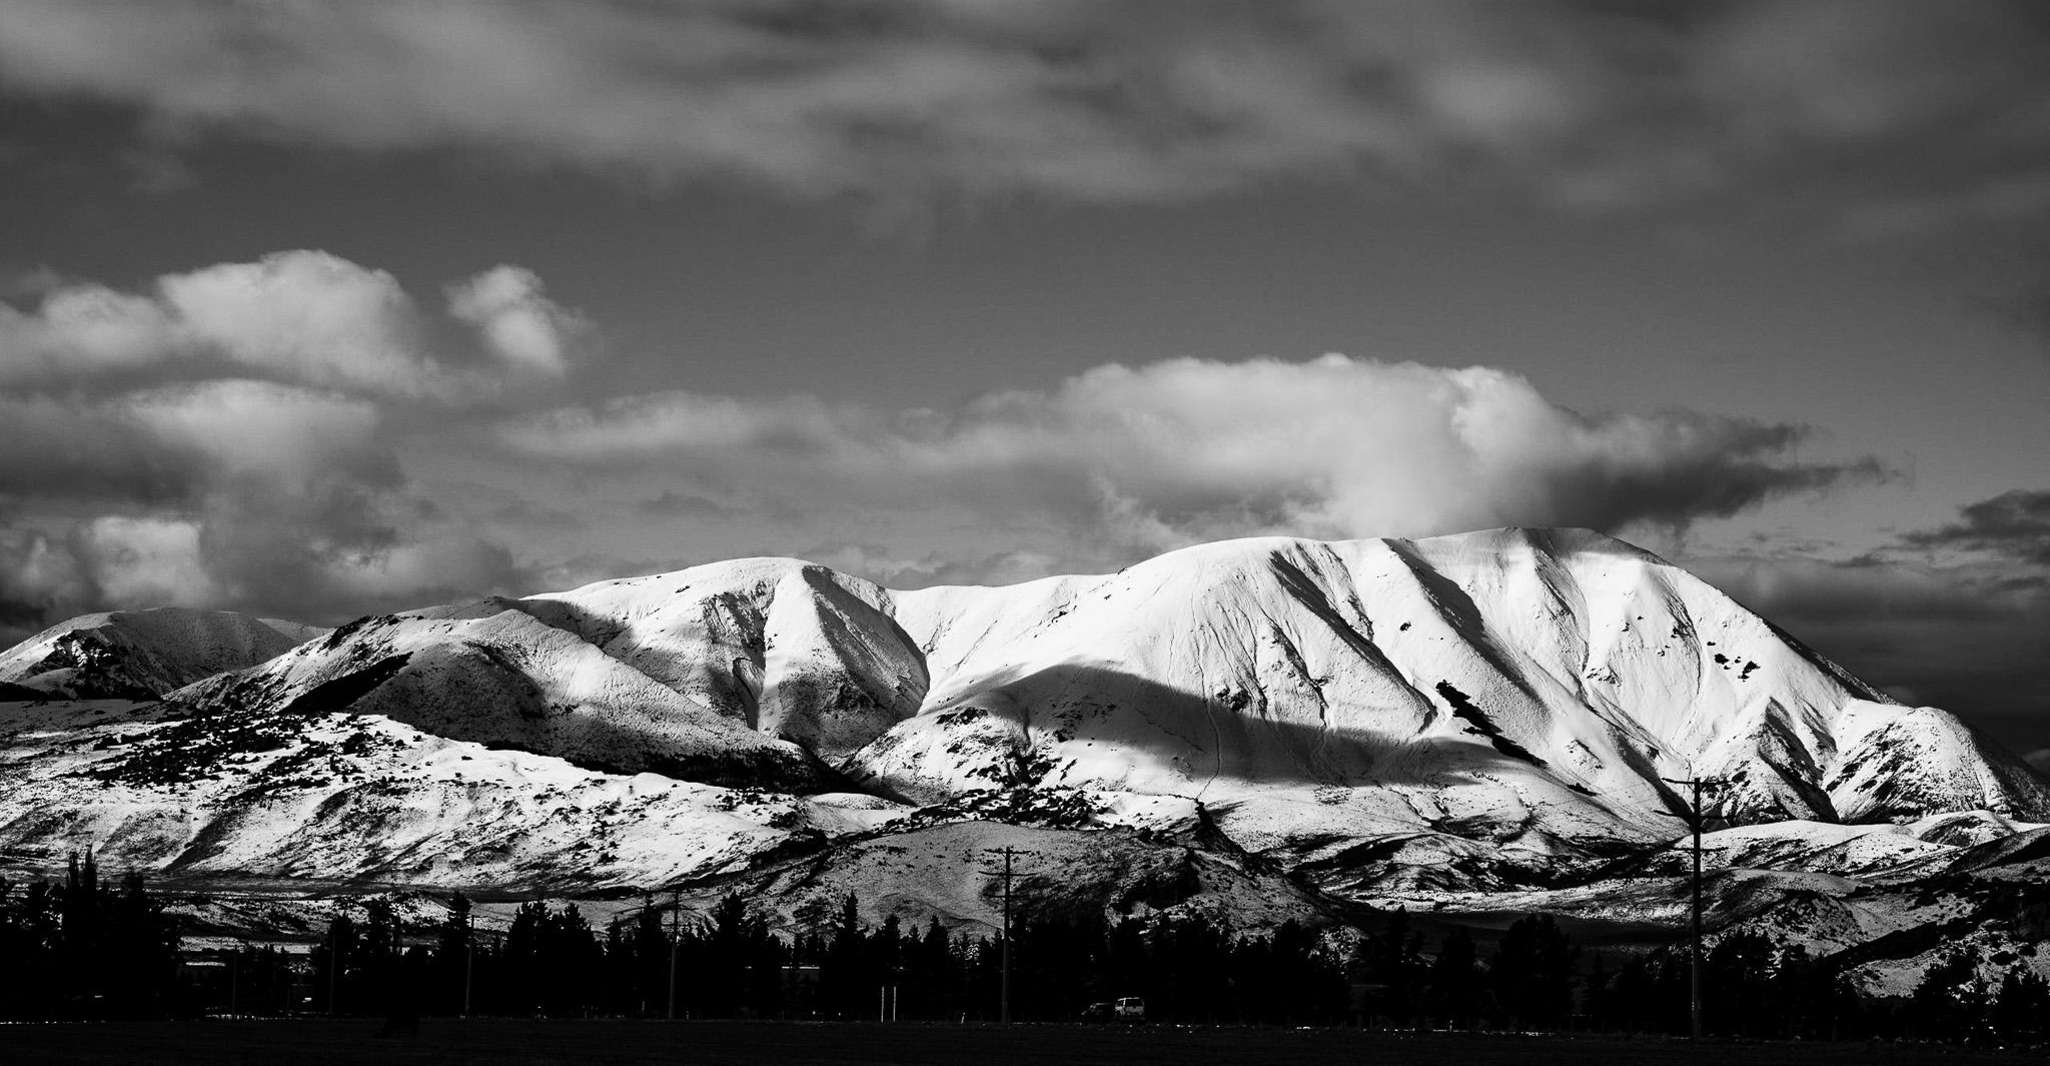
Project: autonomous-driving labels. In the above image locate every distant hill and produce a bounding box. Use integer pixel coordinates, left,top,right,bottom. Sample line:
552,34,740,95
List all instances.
0,607,324,700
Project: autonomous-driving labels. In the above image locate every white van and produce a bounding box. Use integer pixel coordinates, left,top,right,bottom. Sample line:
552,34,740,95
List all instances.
1114,996,1146,1022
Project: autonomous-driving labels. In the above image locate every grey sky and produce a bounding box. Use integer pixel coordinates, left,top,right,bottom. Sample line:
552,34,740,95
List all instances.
0,0,2046,748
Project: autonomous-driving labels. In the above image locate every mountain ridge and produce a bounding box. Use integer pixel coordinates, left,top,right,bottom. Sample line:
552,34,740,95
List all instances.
3,527,2044,902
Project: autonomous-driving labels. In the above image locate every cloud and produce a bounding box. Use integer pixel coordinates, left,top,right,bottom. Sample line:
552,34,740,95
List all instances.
0,392,207,505
0,383,511,626
0,527,89,633
799,542,1065,590
502,353,1883,554
1698,552,2039,631
446,265,585,380
1901,489,2050,566
0,252,568,631
1689,489,2050,751
124,379,395,486
0,0,2043,218
1694,548,2050,749
152,252,435,397
0,380,394,507
0,250,588,401
74,515,218,608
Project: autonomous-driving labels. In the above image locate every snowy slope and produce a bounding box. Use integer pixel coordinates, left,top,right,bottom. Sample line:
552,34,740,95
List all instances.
1,526,2043,904
519,559,926,758
172,597,824,787
163,559,928,787
1827,701,2050,821
670,820,1352,940
0,608,322,699
0,696,906,890
856,530,2049,888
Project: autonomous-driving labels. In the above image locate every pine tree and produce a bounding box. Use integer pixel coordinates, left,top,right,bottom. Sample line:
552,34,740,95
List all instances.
1491,914,1576,1030
1992,965,2050,1039
1426,927,1482,1029
432,893,472,1015
1908,948,1989,1041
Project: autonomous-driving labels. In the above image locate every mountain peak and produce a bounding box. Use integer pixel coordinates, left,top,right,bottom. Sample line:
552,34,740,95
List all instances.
3,529,2042,896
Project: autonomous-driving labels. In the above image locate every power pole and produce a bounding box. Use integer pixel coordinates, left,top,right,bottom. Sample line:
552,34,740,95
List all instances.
1660,775,1722,1042
980,846,1020,1024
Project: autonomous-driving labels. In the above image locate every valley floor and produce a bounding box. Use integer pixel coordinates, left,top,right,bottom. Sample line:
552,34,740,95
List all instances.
4,1020,2043,1066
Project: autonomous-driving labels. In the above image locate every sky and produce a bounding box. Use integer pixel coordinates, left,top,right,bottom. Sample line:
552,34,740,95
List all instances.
0,1,2047,751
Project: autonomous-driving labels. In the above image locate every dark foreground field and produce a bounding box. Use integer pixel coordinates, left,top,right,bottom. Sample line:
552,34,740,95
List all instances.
4,1021,2043,1066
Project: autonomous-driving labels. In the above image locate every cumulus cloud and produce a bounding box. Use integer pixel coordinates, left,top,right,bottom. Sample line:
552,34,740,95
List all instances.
153,252,433,397
0,374,440,631
0,250,588,400
446,266,585,380
0,252,569,632
502,353,1883,553
0,0,2042,217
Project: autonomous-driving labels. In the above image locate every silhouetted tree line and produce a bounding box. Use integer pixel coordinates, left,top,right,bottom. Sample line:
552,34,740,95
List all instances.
6,862,2049,1042
383,891,1351,1024
1589,931,2050,1042
0,851,181,1019
300,891,2050,1042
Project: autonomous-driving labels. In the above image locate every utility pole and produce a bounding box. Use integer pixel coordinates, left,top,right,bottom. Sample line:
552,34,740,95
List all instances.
1660,774,1722,1042
980,846,1020,1024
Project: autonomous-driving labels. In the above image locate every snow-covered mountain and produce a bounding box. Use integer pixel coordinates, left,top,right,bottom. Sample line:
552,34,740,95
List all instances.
2,528,2044,906
864,529,2048,885
0,608,324,700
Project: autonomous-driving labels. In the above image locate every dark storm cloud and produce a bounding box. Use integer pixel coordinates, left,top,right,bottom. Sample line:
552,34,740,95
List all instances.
1697,490,2050,750
0,0,2044,219
1901,489,2050,566
1695,550,2050,747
